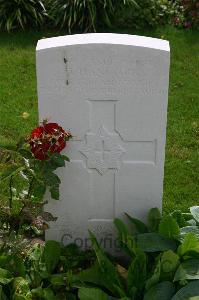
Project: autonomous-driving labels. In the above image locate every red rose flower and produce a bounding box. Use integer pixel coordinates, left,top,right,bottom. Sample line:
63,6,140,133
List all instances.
28,122,72,160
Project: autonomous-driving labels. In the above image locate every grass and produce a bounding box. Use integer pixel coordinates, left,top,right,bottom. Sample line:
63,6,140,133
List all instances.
0,26,198,214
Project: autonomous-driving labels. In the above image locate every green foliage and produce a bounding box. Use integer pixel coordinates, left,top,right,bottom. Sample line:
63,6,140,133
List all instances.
136,233,177,252
0,138,70,244
147,208,162,232
42,240,61,273
78,287,111,300
76,206,199,299
0,0,47,32
190,206,199,224
0,207,198,298
172,0,199,29
115,0,178,29
46,0,137,33
144,281,176,300
159,215,180,238
0,0,194,32
171,280,199,300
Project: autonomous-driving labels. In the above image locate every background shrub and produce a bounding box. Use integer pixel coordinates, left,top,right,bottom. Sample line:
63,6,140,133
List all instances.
0,0,47,32
45,0,137,33
114,0,179,29
181,0,199,28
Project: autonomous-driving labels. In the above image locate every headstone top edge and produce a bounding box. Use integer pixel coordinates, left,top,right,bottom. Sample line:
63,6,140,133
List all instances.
36,33,170,52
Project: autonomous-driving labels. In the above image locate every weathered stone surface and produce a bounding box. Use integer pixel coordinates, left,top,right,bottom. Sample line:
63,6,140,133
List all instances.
36,33,170,252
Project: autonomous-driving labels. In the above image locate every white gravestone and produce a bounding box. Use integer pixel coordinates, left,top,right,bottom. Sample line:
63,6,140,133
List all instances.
36,33,170,251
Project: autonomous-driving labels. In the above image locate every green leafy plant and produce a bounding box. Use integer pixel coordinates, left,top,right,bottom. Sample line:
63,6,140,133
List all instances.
114,0,178,29
0,121,72,245
0,0,47,31
75,206,199,299
172,0,199,29
0,206,198,298
46,0,138,33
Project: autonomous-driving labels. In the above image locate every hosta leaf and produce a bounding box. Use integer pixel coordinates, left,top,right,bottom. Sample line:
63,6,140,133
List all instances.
190,207,199,223
114,218,129,243
178,233,199,257
148,208,162,232
78,287,111,300
125,213,148,233
137,233,177,252
114,218,134,256
77,263,112,292
89,231,124,297
127,247,146,291
174,259,199,281
42,240,61,273
144,281,175,300
160,250,180,281
145,257,161,290
179,227,199,241
159,215,180,238
171,280,199,300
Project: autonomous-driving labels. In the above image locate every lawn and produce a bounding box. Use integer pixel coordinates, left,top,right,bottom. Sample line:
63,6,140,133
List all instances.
0,26,198,214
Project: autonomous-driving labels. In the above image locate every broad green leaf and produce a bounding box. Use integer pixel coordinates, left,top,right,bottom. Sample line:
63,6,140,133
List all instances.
160,250,180,281
127,247,146,291
42,240,61,273
174,259,199,281
159,215,180,238
145,258,161,290
148,208,162,232
187,219,197,226
125,213,148,233
114,218,134,256
144,281,175,300
89,231,124,297
137,233,177,252
77,263,113,293
0,268,13,284
190,207,199,223
178,233,199,257
171,280,199,300
179,227,199,241
114,218,129,243
78,287,110,300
